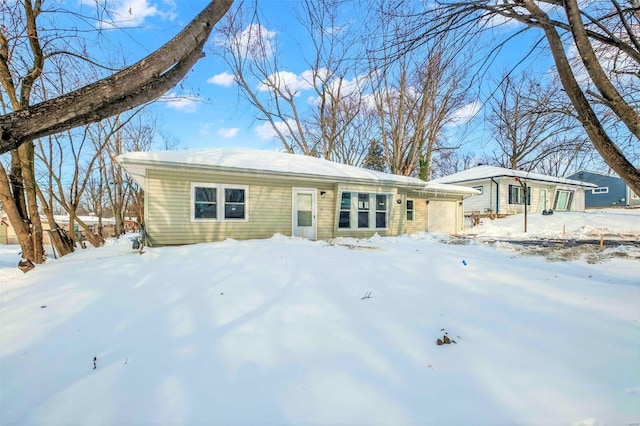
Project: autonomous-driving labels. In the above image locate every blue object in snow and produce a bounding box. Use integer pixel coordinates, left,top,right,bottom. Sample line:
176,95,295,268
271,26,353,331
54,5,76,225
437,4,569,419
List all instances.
462,260,467,266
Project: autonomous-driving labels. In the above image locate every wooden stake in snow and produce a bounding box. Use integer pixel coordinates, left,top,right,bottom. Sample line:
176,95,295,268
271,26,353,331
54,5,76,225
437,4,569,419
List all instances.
600,235,604,251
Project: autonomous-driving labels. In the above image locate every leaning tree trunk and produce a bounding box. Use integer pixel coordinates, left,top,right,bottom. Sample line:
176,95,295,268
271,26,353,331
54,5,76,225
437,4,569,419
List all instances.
0,0,234,155
522,0,640,197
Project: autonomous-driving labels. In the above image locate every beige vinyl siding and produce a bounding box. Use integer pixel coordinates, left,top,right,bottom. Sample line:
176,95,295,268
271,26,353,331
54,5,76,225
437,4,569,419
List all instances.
405,191,428,234
146,168,337,245
316,187,336,240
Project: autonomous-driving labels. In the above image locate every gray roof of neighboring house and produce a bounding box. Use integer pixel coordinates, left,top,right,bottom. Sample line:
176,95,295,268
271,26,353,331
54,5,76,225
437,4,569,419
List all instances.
117,148,480,195
430,165,597,188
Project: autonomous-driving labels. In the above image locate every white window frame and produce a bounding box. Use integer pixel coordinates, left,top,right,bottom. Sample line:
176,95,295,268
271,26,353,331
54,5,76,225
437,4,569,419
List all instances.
406,199,415,221
190,182,249,223
338,191,392,231
592,187,609,194
631,191,639,200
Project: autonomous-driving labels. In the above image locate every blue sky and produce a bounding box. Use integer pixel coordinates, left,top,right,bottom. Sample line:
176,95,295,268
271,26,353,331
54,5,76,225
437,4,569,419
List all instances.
70,0,557,154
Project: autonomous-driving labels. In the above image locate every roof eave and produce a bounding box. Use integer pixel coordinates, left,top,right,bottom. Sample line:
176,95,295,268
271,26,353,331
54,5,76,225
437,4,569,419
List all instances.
117,158,429,190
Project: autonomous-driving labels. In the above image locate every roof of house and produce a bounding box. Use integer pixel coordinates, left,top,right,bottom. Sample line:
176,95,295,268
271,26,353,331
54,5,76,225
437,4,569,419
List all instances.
430,165,597,188
117,148,479,195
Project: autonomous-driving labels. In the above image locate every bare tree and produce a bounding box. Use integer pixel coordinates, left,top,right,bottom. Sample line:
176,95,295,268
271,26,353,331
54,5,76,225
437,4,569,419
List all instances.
0,0,232,266
487,71,592,173
214,0,369,162
366,29,471,178
393,0,640,195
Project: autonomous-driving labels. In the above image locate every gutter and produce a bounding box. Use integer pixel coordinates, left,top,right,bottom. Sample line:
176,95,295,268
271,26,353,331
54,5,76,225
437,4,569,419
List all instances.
491,177,499,215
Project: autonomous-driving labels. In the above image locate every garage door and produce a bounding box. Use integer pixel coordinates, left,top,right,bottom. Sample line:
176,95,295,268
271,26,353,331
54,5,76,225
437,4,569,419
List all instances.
428,200,458,234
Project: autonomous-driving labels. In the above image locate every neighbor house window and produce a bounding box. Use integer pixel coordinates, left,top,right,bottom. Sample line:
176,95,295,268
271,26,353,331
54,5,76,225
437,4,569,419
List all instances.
339,191,391,230
553,190,574,211
406,199,414,221
472,186,484,195
592,187,609,194
508,184,531,205
191,183,248,221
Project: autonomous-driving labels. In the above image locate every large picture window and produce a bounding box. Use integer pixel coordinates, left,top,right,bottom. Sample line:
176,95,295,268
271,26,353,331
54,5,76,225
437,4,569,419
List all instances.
339,191,390,230
191,183,248,221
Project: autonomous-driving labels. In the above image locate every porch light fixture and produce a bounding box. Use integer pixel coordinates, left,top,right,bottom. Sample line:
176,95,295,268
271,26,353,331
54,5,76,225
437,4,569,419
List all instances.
320,191,326,198
396,199,402,204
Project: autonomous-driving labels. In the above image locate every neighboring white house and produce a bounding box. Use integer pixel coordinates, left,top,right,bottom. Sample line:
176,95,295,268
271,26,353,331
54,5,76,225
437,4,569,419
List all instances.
430,165,597,217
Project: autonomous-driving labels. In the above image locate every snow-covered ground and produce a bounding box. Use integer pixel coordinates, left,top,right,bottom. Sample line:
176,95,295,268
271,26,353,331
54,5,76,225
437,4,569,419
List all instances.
1,209,639,425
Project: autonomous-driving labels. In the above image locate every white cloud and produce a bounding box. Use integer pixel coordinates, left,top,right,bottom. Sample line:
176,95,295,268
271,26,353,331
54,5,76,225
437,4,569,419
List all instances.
215,23,277,61
161,92,199,113
91,0,177,29
217,128,239,139
258,71,315,95
207,72,236,87
255,120,295,140
448,101,482,127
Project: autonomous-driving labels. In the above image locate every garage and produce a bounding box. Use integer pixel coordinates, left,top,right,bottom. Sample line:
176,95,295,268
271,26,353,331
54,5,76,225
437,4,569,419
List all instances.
427,200,458,234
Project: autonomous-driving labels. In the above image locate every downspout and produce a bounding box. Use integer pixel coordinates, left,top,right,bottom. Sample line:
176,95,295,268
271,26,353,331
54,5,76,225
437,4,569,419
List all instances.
491,178,499,216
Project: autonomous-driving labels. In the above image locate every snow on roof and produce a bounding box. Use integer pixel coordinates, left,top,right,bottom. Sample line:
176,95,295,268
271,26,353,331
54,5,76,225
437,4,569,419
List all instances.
117,148,479,194
430,165,597,187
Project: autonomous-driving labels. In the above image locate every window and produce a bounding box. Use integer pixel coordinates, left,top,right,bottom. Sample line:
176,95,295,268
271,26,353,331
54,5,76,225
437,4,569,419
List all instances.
339,192,351,228
376,194,388,228
191,183,248,221
631,191,639,200
472,186,484,195
339,191,390,230
592,187,609,194
553,190,574,211
358,193,370,228
406,199,414,221
508,184,531,205
194,186,217,219
224,188,245,219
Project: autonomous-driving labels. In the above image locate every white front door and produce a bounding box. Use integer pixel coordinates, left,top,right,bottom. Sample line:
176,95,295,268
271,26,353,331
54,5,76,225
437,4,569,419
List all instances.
293,188,317,240
539,189,547,211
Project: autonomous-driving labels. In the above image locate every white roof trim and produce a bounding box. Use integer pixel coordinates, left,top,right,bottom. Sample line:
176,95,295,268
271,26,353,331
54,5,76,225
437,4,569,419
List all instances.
431,165,598,188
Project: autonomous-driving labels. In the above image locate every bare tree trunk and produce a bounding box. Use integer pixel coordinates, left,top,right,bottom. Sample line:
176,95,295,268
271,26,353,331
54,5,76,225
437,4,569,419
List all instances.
0,0,233,154
522,0,640,195
563,0,640,140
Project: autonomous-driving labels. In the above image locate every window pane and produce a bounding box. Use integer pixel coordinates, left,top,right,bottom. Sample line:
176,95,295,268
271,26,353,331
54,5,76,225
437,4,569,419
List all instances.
195,187,216,202
358,211,369,228
298,211,312,226
339,211,350,228
376,212,386,228
195,203,217,219
225,203,245,219
358,193,369,210
376,194,387,211
406,200,414,210
341,192,351,210
225,188,244,203
407,210,414,221
297,193,312,211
